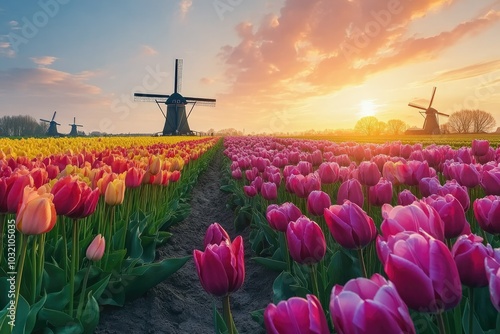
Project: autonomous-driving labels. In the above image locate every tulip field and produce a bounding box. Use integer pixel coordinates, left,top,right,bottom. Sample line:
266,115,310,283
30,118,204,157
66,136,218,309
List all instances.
2,134,500,333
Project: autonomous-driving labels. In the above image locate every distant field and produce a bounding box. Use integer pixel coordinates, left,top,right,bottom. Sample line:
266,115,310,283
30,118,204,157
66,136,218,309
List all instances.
288,133,500,148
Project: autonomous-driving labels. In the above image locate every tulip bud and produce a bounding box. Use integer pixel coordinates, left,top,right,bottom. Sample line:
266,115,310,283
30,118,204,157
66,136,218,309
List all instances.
266,202,302,232
16,186,57,235
243,185,257,197
261,182,277,201
104,179,125,206
397,189,417,206
368,178,393,206
357,161,381,186
336,178,364,208
485,254,500,312
86,234,105,261
286,216,326,264
472,139,490,157
452,234,493,287
203,223,230,248
473,195,500,234
306,190,331,216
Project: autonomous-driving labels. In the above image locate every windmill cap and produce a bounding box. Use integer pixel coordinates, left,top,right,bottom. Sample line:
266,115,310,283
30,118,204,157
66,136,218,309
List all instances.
166,92,187,105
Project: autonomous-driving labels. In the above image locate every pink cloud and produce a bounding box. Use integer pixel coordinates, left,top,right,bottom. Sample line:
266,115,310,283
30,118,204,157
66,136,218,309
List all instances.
140,45,158,56
426,58,500,83
31,56,58,67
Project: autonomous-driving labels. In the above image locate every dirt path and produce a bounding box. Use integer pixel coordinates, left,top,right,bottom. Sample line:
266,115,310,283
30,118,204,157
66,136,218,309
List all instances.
95,148,276,333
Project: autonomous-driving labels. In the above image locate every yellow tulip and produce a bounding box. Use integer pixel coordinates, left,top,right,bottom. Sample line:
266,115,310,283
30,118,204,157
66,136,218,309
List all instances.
104,179,125,206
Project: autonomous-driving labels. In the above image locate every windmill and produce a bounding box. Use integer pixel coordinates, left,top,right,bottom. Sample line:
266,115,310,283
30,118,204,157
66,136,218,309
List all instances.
405,87,449,135
68,117,83,136
134,59,216,136
40,111,61,137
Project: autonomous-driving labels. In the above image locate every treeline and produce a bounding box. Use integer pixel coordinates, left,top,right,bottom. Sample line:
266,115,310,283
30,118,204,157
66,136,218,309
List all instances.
0,115,48,137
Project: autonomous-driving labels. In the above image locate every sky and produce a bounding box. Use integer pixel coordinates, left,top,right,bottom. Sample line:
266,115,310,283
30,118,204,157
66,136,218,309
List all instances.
1,0,500,135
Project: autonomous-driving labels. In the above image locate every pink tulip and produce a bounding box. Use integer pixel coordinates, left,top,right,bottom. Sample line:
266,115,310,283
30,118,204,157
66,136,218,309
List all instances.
266,202,302,232
419,177,441,197
377,232,462,312
481,167,500,195
243,185,257,197
288,173,321,198
473,195,500,234
245,167,259,182
297,161,313,175
261,182,277,201
438,179,470,211
424,194,467,239
86,234,105,261
380,202,444,241
264,294,329,334
397,189,417,206
472,139,490,157
317,162,340,184
336,178,364,208
286,216,326,264
324,200,377,249
357,161,381,187
368,178,393,206
330,273,416,334
452,234,493,287
307,190,331,216
485,254,500,312
16,186,57,235
193,235,245,297
203,223,231,248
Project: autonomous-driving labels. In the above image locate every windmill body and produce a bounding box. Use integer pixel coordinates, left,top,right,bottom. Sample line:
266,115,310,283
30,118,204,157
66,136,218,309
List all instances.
40,111,61,137
405,87,449,135
134,59,216,136
69,117,83,136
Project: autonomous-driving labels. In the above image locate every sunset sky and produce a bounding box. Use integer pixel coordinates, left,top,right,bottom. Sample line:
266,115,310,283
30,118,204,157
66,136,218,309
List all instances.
1,0,499,135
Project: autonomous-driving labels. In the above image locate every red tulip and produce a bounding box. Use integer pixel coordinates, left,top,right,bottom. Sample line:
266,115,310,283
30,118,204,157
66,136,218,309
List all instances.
86,234,105,261
261,182,277,201
125,167,145,188
452,234,493,287
307,190,331,216
336,178,364,208
169,170,181,182
203,223,231,248
51,176,82,216
7,172,34,213
67,184,99,219
473,195,500,234
193,235,245,297
424,194,467,239
16,186,57,235
368,178,393,206
264,294,329,334
324,200,376,249
377,232,462,312
30,167,48,188
286,216,326,264
330,273,416,334
485,254,500,312
46,164,60,180
266,202,302,232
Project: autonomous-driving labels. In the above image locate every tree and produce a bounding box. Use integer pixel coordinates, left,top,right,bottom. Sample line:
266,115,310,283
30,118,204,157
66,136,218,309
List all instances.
447,110,473,133
447,109,496,133
354,116,383,136
0,115,48,137
471,109,496,133
386,119,408,135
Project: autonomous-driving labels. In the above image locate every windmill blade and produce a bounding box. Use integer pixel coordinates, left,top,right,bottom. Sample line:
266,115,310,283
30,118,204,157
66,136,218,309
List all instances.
437,112,449,117
134,92,169,103
185,96,216,107
40,119,50,123
428,87,437,108
408,102,427,111
51,111,57,121
55,122,61,126
175,59,183,94
76,124,83,127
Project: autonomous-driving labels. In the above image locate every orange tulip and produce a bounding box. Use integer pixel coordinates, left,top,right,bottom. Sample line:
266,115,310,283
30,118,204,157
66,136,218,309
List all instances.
86,234,105,261
149,156,161,175
16,186,57,235
104,179,125,206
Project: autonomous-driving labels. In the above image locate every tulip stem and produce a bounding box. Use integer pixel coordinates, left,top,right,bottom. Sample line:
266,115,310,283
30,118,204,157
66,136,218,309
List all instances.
310,264,320,298
469,287,474,334
76,262,92,319
13,234,28,326
280,232,292,272
436,311,447,334
69,220,80,317
223,295,236,334
357,248,367,278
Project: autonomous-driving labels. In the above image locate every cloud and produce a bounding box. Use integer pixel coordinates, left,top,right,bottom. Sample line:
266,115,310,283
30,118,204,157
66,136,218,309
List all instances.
179,0,193,19
31,56,58,67
425,59,500,83
219,0,500,112
0,40,15,57
140,45,158,56
200,77,215,85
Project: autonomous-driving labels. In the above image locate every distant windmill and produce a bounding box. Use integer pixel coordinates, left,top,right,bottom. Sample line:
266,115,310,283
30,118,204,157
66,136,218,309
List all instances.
405,87,449,135
134,59,216,135
40,111,60,137
69,117,83,136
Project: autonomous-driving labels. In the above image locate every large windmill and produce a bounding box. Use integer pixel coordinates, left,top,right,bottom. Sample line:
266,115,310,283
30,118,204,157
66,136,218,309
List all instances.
68,117,83,136
405,87,449,135
40,111,61,137
134,59,216,135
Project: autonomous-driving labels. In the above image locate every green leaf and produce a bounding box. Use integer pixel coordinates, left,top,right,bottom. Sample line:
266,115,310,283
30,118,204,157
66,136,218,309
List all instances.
44,284,70,310
328,249,360,286
43,262,67,293
462,301,486,334
252,257,286,272
272,271,307,304
80,293,99,334
38,308,74,328
213,304,228,334
250,308,265,329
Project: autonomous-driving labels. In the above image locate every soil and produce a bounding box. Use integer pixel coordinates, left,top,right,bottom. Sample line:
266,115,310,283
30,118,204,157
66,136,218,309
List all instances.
94,149,277,334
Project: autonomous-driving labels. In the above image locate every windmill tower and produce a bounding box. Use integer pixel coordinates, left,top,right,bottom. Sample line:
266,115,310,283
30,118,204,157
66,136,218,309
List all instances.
40,111,60,137
134,59,216,135
405,87,449,135
69,117,83,136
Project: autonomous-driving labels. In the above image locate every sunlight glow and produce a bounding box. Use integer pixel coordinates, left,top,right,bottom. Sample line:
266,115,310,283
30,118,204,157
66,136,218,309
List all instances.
358,100,378,117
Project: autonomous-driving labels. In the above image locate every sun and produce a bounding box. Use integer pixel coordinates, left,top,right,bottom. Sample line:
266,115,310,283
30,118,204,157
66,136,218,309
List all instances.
358,100,378,117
